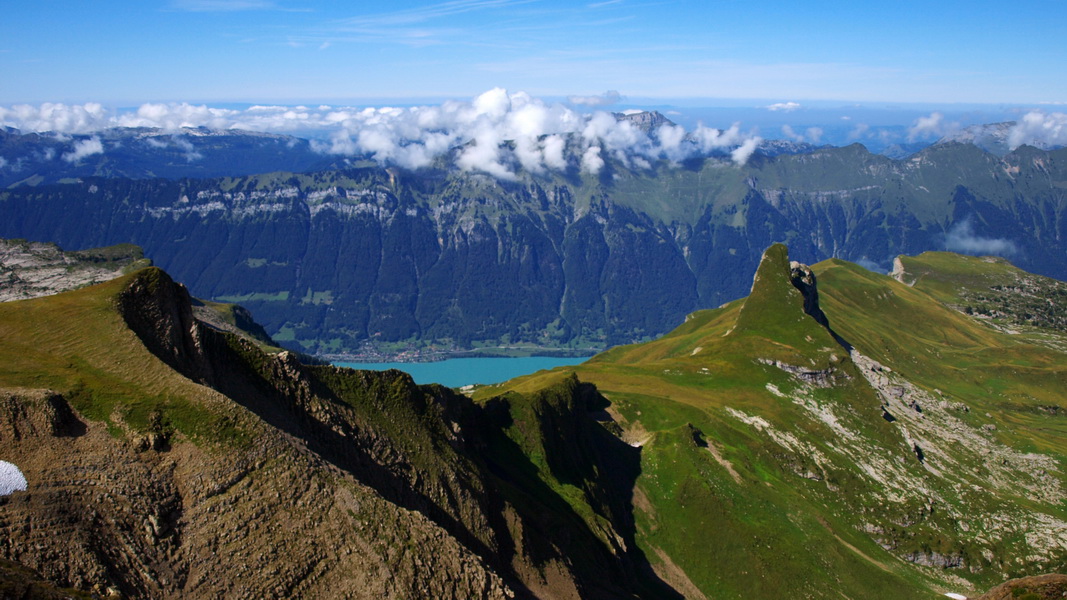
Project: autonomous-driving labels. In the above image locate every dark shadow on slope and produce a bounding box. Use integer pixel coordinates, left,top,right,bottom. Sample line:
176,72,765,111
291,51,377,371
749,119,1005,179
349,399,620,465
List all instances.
789,262,854,353
115,268,542,597
208,350,546,598
478,378,684,599
117,268,681,598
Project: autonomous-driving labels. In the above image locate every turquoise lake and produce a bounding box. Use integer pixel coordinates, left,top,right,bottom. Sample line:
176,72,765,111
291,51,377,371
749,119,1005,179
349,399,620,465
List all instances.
333,356,590,388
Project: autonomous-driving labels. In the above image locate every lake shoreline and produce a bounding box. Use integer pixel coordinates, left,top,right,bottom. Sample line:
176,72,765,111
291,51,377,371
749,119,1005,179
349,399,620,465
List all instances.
322,345,601,364
332,356,591,388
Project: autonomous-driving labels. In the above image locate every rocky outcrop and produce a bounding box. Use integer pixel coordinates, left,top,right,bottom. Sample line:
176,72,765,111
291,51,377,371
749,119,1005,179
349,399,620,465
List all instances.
0,558,92,600
904,551,964,569
0,239,145,302
756,358,842,387
789,261,831,328
0,385,515,599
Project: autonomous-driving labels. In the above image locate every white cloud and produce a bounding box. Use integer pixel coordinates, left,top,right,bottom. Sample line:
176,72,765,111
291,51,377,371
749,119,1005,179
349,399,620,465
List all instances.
1007,111,1067,150
143,135,202,161
730,137,762,165
779,126,825,144
0,102,110,134
781,125,804,142
0,89,764,177
542,135,567,170
172,136,203,162
944,219,1017,256
854,257,884,273
691,122,745,152
581,145,604,174
568,90,622,107
847,123,870,141
117,103,239,130
907,111,960,142
767,102,801,112
62,137,104,163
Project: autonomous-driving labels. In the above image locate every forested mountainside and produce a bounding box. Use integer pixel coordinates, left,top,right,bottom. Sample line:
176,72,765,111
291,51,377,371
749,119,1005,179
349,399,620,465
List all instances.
1,141,1064,355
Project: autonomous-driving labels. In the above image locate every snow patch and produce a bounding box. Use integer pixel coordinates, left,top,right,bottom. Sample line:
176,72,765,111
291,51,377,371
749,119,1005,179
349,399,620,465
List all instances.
0,461,27,495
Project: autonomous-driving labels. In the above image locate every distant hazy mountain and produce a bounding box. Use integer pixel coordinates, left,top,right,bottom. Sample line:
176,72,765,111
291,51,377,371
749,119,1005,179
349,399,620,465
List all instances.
756,138,823,156
0,126,335,187
878,142,931,159
936,122,1017,156
612,109,674,131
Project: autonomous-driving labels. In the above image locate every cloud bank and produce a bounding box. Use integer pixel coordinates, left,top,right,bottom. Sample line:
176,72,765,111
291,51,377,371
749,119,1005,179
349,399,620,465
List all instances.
905,109,1067,151
0,89,763,178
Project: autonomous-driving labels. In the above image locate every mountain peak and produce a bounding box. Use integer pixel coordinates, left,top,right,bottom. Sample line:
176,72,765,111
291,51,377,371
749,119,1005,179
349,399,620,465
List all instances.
612,110,673,132
733,244,840,354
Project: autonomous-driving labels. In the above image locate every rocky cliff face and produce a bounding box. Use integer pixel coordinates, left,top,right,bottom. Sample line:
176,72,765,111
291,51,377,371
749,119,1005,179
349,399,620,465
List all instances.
0,267,677,599
1,143,1065,356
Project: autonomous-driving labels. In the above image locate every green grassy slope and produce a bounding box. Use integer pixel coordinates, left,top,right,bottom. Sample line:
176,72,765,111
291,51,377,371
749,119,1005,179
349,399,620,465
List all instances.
0,270,253,444
479,245,1067,599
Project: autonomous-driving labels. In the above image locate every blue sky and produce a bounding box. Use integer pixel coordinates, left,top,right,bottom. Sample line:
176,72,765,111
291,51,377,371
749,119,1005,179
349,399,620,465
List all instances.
3,0,1066,106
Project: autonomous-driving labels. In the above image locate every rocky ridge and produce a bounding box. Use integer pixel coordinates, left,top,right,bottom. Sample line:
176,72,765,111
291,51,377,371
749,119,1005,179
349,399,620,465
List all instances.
0,239,147,302
0,266,678,599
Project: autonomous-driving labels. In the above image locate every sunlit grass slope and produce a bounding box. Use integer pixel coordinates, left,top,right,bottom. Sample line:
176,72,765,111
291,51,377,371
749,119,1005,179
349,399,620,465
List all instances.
480,245,1067,600
0,269,251,444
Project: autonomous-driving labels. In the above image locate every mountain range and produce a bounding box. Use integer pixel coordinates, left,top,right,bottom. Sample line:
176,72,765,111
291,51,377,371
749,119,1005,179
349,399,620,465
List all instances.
0,241,1063,598
0,123,1064,357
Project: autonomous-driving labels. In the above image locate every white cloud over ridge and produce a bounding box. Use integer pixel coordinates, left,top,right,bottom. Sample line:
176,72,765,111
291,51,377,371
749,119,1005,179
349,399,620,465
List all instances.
1007,110,1067,150
944,219,1017,257
907,111,961,142
0,103,111,135
62,137,104,163
1,89,762,178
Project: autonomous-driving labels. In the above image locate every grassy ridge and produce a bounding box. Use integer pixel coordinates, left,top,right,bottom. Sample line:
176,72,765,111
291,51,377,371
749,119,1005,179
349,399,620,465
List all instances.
3,246,1064,599
482,246,1067,598
0,270,252,445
